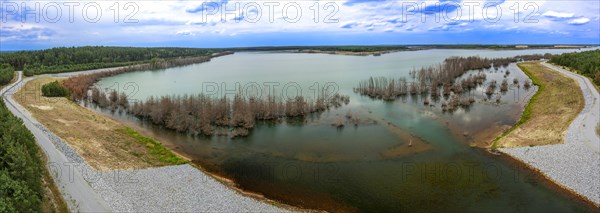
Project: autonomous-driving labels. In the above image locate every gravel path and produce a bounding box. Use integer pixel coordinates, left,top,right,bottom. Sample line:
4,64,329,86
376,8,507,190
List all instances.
2,72,112,212
89,165,286,212
500,62,600,205
3,70,288,212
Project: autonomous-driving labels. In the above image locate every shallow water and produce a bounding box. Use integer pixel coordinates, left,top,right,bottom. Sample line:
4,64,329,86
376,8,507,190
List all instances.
94,48,597,212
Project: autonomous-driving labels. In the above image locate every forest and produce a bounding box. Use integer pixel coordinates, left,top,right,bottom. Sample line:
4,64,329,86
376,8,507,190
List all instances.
0,45,406,75
0,100,44,212
63,54,222,100
0,64,14,86
550,50,600,85
0,46,221,74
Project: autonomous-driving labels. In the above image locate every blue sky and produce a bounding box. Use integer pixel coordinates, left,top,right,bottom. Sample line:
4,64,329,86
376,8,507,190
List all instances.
1,0,599,50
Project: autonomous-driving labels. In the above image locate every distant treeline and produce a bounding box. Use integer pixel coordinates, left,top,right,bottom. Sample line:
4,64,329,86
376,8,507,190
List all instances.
63,54,220,101
0,100,44,212
227,45,409,52
0,64,14,85
0,46,407,75
550,50,600,85
2,45,589,76
421,45,584,49
0,46,221,75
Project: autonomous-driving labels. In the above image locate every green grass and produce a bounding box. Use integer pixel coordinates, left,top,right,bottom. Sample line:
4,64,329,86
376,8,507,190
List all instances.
491,63,543,149
121,127,188,165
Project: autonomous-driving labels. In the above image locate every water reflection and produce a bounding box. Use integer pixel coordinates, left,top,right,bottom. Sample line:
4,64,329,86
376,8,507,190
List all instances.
88,48,596,212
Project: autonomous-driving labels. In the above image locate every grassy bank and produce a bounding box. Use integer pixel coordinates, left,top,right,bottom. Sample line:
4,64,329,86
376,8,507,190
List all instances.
492,62,584,148
39,151,70,212
121,128,187,165
14,77,186,171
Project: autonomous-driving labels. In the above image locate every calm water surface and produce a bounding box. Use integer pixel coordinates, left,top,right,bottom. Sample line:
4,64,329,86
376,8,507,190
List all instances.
94,48,596,212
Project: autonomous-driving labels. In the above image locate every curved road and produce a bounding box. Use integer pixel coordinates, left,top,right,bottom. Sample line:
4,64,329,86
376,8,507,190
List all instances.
1,71,112,211
541,62,600,150
500,62,600,205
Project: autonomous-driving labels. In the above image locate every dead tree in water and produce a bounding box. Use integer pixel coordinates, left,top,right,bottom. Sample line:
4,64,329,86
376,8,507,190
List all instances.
485,81,497,97
90,88,350,137
500,79,509,92
354,55,542,110
524,80,532,90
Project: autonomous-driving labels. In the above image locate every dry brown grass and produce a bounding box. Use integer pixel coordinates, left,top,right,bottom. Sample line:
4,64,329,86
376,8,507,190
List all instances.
40,148,69,213
497,62,584,147
14,77,184,171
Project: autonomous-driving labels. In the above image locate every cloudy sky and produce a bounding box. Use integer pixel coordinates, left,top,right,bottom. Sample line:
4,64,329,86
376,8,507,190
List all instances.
1,0,599,50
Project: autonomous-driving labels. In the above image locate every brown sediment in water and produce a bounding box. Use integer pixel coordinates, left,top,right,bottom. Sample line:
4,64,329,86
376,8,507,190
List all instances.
102,110,337,212
352,106,433,158
376,120,432,158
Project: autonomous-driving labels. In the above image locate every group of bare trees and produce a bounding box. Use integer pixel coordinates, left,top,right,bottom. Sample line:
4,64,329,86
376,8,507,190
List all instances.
355,54,548,112
74,73,352,137
82,81,351,138
89,91,349,137
354,56,510,100
90,87,129,109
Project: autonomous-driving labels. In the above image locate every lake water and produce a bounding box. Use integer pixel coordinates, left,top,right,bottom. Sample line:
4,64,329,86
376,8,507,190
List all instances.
95,48,596,212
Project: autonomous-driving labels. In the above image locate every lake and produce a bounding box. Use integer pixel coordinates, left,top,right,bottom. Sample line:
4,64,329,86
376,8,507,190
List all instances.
94,48,596,212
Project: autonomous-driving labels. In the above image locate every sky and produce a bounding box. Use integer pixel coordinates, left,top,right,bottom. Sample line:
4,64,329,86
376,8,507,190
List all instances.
0,0,599,50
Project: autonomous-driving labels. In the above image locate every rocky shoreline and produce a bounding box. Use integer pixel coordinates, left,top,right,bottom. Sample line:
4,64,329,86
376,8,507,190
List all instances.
500,62,600,206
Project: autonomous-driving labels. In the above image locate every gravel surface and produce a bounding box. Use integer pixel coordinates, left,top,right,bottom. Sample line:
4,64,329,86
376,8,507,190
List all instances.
500,62,600,205
89,165,287,212
3,70,288,212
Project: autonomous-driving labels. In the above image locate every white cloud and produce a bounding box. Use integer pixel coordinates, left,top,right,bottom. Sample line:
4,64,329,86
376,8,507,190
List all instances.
568,17,590,25
2,0,599,46
542,11,575,19
176,31,195,36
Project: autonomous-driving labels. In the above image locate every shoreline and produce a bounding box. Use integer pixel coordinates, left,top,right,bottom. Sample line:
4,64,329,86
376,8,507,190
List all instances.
110,115,308,212
499,150,600,208
87,57,595,211
20,51,597,211
436,61,598,208
10,53,298,212
494,62,599,206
